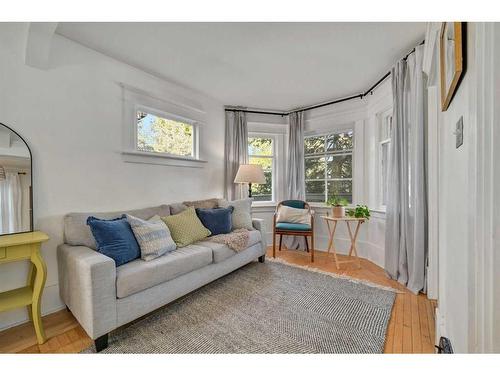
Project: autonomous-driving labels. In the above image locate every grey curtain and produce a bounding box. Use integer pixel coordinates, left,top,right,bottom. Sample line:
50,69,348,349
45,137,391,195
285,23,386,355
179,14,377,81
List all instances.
284,111,307,250
385,45,428,294
224,110,248,200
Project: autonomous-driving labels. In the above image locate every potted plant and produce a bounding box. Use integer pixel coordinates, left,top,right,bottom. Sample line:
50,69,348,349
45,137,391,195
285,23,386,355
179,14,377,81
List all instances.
326,196,349,218
346,205,371,219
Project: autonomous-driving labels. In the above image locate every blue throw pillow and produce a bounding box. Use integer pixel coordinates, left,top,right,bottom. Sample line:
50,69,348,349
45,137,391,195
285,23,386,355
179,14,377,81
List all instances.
195,207,234,236
86,215,140,266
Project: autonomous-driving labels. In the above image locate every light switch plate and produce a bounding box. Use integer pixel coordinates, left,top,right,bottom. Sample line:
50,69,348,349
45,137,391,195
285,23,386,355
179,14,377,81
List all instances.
456,116,464,148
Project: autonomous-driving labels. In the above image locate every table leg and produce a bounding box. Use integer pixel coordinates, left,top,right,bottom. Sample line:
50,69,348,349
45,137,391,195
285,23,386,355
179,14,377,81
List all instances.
30,247,47,344
26,263,35,321
329,221,340,270
326,220,337,254
346,221,362,268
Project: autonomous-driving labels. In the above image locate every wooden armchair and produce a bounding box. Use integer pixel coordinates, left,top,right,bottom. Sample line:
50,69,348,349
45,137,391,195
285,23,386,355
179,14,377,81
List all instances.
273,200,314,262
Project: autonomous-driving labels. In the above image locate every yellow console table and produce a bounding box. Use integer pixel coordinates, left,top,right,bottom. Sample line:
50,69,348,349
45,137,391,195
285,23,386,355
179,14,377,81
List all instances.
0,231,49,344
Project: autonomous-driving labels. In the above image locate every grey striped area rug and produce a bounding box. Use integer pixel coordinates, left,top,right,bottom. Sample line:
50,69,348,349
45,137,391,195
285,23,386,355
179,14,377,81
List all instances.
83,260,395,353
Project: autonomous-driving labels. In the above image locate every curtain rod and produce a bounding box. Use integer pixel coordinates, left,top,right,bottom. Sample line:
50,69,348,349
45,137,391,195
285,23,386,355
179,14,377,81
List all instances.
225,39,425,117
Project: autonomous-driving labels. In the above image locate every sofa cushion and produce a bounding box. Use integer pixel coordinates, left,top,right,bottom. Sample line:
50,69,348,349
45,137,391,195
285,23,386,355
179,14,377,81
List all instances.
183,198,219,209
116,244,213,298
275,222,311,231
162,207,211,247
197,230,262,263
87,215,141,267
218,198,253,230
64,205,171,250
195,207,233,235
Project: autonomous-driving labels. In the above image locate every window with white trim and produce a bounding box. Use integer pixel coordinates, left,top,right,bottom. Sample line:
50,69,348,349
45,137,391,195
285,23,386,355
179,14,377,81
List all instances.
304,130,353,203
248,135,275,202
379,110,392,208
136,107,198,159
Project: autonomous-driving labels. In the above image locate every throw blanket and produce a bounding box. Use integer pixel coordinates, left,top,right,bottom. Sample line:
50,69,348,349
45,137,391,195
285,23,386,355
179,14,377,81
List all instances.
207,229,249,252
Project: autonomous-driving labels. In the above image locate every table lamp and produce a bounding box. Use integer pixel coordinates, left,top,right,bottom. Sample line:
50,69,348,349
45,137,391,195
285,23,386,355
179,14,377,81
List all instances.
234,164,266,198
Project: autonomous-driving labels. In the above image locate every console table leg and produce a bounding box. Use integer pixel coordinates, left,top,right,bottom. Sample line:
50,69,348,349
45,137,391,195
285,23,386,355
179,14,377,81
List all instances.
26,263,35,321
31,247,47,344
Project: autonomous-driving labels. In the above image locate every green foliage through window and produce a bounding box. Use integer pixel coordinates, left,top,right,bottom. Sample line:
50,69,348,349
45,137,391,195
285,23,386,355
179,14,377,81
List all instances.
249,137,274,201
304,131,353,203
137,111,194,157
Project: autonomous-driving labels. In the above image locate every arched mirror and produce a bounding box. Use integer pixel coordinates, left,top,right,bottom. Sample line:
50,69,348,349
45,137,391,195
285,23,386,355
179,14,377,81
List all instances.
0,123,33,236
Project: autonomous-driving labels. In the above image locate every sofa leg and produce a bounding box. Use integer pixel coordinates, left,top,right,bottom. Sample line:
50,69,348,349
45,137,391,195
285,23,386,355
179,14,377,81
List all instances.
258,255,265,263
94,334,109,352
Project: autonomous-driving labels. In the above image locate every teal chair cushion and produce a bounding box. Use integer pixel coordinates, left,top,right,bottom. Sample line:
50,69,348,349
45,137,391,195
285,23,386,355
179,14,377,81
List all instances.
275,222,311,231
281,200,306,209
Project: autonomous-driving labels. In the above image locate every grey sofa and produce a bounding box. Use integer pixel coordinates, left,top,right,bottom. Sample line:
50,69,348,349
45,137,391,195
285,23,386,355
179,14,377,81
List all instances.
57,204,266,352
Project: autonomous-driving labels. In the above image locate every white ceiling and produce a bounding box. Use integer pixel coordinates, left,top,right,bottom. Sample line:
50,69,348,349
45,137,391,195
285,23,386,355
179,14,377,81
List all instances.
56,22,426,110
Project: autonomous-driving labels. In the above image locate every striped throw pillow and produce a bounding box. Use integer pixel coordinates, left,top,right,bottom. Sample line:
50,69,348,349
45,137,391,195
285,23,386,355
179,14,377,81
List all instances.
126,214,176,261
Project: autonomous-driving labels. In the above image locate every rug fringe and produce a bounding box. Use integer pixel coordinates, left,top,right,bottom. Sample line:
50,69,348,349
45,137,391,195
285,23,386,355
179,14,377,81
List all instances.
267,257,401,294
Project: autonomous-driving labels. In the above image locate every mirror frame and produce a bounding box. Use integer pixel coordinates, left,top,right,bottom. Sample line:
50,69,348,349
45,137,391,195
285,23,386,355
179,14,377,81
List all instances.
440,22,466,111
0,122,34,236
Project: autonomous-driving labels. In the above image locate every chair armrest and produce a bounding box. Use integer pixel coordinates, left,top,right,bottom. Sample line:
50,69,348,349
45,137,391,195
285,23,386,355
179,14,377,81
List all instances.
57,244,117,339
252,218,267,250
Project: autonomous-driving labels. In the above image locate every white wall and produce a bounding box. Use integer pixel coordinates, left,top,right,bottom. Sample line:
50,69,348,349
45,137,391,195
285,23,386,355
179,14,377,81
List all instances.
0,24,225,331
429,22,500,353
251,79,393,269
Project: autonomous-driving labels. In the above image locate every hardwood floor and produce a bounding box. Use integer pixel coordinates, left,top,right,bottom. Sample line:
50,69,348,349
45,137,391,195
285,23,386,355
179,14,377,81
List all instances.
0,247,437,354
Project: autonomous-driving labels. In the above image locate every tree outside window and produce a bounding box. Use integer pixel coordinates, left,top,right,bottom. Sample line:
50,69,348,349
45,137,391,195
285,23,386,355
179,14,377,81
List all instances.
304,131,353,203
248,136,274,202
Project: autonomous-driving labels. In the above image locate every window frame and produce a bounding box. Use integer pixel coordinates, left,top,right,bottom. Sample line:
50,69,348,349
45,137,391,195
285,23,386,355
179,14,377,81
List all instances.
377,108,393,211
134,104,200,161
248,133,277,204
304,128,354,204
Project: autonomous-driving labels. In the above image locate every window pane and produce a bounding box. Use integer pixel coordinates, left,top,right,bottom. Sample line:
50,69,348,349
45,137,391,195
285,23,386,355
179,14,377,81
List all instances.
304,136,325,155
137,111,193,156
327,154,352,179
326,131,353,151
248,137,273,156
327,180,352,203
306,180,325,202
252,170,272,201
305,157,325,180
249,156,272,170
249,156,273,202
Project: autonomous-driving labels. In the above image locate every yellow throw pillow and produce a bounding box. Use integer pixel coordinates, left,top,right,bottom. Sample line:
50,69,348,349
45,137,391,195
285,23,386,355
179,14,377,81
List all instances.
162,207,211,247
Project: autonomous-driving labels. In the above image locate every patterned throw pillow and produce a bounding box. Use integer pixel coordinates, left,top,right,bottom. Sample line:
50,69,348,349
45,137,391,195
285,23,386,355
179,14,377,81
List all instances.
162,207,211,247
126,214,176,261
218,198,253,230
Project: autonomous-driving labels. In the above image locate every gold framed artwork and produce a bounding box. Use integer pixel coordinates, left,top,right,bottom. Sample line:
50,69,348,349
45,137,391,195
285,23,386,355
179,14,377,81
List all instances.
440,22,466,111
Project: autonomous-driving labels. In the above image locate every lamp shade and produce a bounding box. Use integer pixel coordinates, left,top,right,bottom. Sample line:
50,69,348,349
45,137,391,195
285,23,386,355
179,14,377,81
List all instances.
234,164,266,184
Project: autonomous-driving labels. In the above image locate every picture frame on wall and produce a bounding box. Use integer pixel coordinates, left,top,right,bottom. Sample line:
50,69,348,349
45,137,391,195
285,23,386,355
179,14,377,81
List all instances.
440,22,466,111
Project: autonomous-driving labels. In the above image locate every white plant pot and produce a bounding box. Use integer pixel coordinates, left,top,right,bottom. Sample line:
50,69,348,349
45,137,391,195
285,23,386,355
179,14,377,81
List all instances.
332,206,345,218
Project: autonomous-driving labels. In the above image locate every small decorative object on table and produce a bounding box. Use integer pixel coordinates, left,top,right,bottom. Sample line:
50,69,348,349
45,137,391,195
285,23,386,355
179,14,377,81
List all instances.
0,231,49,344
346,205,371,219
326,196,349,218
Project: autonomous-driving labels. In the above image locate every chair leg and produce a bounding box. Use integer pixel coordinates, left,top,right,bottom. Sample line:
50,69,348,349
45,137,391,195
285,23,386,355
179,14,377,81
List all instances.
279,234,283,252
272,230,276,258
311,233,315,263
304,236,309,252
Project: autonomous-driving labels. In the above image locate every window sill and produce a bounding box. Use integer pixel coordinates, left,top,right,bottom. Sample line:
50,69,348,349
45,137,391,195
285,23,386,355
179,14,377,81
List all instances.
121,150,207,168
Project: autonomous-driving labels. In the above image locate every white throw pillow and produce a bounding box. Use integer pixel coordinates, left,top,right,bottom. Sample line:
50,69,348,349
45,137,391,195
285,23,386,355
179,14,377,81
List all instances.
218,198,253,230
276,205,311,224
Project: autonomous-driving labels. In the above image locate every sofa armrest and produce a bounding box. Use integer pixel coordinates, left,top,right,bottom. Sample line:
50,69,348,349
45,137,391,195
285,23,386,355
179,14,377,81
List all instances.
252,218,267,250
57,244,117,339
